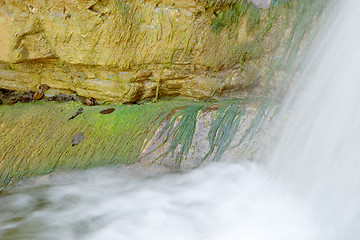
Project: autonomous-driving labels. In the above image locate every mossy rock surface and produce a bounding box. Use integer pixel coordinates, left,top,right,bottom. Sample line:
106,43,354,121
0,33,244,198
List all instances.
0,97,274,187
0,99,194,186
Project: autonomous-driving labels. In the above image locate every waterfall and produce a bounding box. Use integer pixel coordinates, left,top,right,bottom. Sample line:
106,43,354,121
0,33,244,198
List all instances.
269,1,360,238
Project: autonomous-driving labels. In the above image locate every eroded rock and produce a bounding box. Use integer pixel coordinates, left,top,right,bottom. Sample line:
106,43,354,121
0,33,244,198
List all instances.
0,0,317,102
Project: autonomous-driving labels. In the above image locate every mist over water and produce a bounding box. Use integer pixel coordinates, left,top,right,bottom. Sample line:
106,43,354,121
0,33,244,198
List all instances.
1,1,360,239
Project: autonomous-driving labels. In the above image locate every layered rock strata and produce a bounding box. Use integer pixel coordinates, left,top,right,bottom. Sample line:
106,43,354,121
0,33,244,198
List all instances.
0,0,292,102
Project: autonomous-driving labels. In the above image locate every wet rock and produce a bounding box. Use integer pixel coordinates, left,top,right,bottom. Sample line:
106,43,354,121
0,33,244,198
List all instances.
100,108,115,114
7,99,18,105
136,70,153,79
48,93,75,102
83,97,98,106
33,90,44,101
19,91,34,103
72,132,84,146
68,108,83,121
0,90,5,99
39,84,51,92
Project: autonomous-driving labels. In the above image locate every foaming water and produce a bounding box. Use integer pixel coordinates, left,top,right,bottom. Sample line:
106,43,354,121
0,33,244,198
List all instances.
0,163,324,240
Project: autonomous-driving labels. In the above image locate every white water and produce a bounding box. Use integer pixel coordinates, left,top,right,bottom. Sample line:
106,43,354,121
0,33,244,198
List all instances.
270,1,360,238
1,1,360,239
0,164,324,240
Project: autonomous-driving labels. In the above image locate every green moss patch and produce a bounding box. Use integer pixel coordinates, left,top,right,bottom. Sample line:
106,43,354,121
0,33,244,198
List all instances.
211,0,251,33
0,99,194,186
0,97,275,187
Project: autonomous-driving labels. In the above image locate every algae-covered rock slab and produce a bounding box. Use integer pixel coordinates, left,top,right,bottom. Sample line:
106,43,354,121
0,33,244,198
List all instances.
0,0,299,102
0,99,191,186
0,98,273,187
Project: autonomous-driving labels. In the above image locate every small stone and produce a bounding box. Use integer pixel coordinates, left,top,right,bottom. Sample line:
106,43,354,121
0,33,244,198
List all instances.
19,91,33,103
39,84,51,91
17,93,32,103
51,93,75,102
55,93,67,102
19,96,31,103
68,108,84,121
136,70,153,79
72,132,84,146
100,108,115,114
7,99,18,105
33,89,44,100
63,94,75,101
83,97,98,106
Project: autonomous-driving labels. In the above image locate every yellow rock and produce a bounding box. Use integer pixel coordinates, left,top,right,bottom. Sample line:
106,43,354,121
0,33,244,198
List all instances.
0,0,297,102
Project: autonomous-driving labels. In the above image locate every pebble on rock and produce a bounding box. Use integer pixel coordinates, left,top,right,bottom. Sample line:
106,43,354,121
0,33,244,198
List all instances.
8,99,18,105
100,108,115,114
83,97,98,106
68,108,84,121
33,89,44,100
72,132,84,146
48,93,75,102
20,91,34,103
39,84,51,91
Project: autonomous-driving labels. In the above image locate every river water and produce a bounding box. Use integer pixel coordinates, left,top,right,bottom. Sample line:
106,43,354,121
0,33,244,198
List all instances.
1,1,360,239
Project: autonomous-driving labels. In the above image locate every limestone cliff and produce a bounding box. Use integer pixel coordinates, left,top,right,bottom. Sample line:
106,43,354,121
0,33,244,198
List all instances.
0,0,326,102
0,0,299,102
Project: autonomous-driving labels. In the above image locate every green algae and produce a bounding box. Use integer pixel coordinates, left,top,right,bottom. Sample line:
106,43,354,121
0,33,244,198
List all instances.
205,0,238,9
0,97,275,186
230,39,262,68
264,0,328,95
0,99,194,187
141,98,274,169
209,0,328,95
246,4,262,33
201,101,246,163
155,103,207,168
211,0,250,33
282,0,328,67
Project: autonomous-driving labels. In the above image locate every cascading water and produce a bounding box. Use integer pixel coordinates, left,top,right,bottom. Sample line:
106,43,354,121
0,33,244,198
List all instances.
270,1,360,238
1,1,359,239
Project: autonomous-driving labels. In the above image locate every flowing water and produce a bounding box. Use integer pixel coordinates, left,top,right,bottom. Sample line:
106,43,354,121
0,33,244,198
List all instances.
1,1,360,239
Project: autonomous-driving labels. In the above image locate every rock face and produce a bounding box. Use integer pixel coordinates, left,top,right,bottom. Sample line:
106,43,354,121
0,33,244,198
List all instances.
0,98,272,187
139,100,273,169
0,0,295,102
